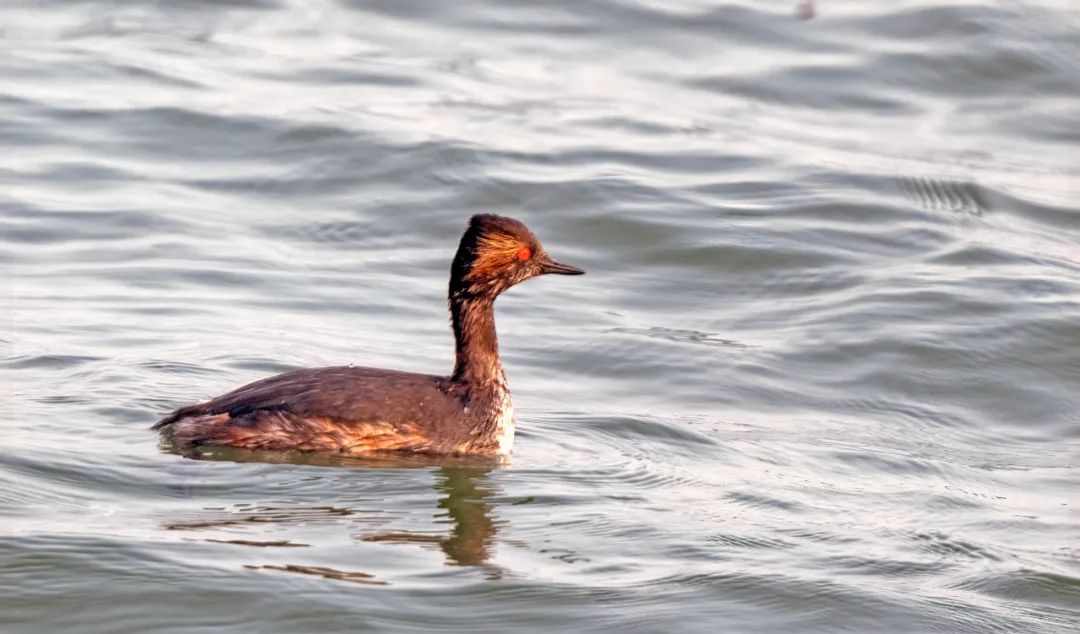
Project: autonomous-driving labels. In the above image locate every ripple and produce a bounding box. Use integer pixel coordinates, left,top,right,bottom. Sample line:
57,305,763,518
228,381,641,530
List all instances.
0,206,187,245
693,67,910,113
898,176,989,216
539,414,718,454
607,326,749,349
259,219,381,246
708,533,797,551
953,569,1080,610
723,491,805,513
909,530,1003,562
1,354,105,370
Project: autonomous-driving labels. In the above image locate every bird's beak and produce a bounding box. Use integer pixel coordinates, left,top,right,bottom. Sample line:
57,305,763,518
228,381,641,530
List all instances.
539,257,585,276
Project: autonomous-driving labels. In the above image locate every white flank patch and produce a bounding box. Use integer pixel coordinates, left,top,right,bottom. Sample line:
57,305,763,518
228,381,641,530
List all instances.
494,390,515,455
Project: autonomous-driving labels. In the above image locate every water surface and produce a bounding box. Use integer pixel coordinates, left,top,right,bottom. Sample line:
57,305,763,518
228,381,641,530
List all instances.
2,1,1078,632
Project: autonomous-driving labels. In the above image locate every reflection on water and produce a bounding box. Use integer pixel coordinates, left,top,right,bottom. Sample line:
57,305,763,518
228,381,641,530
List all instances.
206,539,309,547
362,467,498,567
162,451,502,582
244,563,389,586
164,504,362,532
165,442,505,472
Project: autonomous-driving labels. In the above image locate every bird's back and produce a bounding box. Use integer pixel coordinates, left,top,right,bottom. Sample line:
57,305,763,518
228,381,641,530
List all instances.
154,366,487,455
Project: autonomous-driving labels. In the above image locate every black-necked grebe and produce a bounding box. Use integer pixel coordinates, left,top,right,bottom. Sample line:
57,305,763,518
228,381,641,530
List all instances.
153,214,584,456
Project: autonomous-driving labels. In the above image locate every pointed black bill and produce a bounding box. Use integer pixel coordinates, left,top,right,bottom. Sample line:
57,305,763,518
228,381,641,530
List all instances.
539,258,585,276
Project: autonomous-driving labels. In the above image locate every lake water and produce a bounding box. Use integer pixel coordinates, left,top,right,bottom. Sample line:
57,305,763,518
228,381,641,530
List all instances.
2,1,1078,632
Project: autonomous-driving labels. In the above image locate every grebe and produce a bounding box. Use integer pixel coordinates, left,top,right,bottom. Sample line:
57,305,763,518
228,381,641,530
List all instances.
152,214,583,456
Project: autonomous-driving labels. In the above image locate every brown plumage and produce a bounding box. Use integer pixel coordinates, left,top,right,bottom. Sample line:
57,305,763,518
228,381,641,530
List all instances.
153,214,584,457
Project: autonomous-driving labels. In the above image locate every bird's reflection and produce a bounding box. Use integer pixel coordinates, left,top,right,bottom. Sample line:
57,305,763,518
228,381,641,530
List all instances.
361,466,497,566
163,447,504,578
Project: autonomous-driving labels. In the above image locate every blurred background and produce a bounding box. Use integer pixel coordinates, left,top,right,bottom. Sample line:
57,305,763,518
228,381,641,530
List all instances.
1,1,1078,632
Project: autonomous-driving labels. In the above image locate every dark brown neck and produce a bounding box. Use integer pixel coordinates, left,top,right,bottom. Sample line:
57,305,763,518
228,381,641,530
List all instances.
450,293,505,386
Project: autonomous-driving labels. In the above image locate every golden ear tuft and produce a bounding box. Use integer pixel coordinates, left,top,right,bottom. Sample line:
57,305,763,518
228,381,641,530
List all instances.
475,229,521,253
467,230,526,280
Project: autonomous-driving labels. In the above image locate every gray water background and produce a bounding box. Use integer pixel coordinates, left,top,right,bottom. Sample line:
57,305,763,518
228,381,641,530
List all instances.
1,1,1078,632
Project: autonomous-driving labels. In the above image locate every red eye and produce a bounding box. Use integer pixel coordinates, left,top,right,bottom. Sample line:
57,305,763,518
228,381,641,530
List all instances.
516,246,532,261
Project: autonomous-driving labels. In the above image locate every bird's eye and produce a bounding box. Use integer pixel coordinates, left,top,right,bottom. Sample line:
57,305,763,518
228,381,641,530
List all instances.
516,246,532,261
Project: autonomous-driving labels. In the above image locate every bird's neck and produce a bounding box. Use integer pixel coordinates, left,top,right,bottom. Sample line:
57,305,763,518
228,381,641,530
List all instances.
450,293,505,387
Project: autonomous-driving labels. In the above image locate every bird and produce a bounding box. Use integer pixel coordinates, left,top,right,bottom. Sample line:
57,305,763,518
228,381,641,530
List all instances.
152,214,584,457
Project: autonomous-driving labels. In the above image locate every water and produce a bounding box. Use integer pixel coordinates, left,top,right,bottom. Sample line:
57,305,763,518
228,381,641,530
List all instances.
2,0,1078,632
